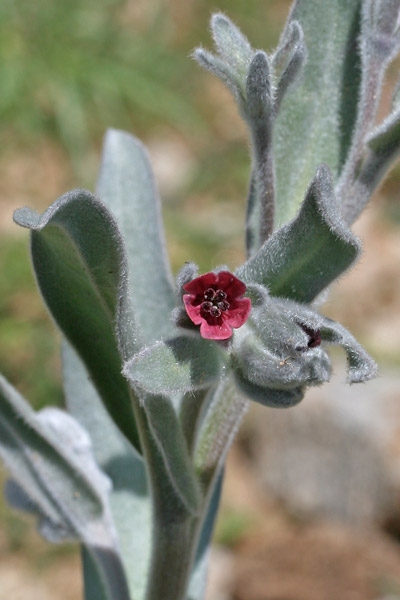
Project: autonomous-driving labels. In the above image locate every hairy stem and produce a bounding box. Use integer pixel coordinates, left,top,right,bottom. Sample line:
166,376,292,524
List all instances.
130,392,201,600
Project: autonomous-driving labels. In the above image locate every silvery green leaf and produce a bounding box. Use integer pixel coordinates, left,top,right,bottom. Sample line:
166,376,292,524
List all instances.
13,190,140,451
0,374,131,600
5,479,75,542
273,0,363,226
63,342,151,600
210,13,253,79
187,471,224,600
96,129,176,344
194,374,248,487
352,106,400,206
123,336,224,395
272,20,306,113
139,393,202,515
193,14,254,111
338,0,400,224
237,165,360,303
192,47,244,107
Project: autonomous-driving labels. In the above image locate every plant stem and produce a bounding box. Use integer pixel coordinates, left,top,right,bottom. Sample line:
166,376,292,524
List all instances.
130,392,203,600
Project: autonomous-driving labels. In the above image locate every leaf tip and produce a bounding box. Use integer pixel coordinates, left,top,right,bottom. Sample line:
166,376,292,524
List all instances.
13,207,41,230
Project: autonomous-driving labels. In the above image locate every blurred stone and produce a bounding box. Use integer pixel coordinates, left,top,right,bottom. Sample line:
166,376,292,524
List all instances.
205,547,234,600
244,366,400,527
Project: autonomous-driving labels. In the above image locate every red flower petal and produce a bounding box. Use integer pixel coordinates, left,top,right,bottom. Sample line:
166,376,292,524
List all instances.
183,295,203,325
200,319,233,340
216,271,247,298
183,272,217,295
182,270,251,340
224,297,251,328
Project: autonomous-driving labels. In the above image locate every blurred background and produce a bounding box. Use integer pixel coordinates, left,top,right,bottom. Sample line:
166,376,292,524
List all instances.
0,1,400,598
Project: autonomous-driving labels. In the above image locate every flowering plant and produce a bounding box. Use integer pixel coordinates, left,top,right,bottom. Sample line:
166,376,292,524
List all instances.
1,1,400,599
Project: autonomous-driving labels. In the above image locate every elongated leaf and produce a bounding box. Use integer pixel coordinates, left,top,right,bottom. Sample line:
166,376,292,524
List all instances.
237,165,360,303
13,190,140,451
245,51,275,253
96,128,176,344
272,21,306,113
194,375,247,487
0,374,131,600
273,0,363,226
140,393,201,515
187,471,224,600
354,107,400,200
123,336,224,395
63,342,151,600
337,0,400,224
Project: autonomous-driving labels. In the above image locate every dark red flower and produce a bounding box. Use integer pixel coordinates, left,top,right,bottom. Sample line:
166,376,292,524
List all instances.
300,324,322,348
183,271,251,340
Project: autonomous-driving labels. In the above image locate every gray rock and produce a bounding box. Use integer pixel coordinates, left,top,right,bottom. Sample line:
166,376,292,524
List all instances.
244,366,400,526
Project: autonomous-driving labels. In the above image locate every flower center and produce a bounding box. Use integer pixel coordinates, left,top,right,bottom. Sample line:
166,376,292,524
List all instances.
201,288,230,318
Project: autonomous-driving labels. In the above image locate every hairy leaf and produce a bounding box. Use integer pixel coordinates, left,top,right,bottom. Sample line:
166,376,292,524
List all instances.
210,13,253,78
187,472,224,600
273,0,363,226
272,20,307,113
0,374,131,600
139,393,202,515
338,0,400,224
96,129,176,345
245,51,275,253
14,190,140,451
123,336,224,395
237,165,360,303
194,375,248,487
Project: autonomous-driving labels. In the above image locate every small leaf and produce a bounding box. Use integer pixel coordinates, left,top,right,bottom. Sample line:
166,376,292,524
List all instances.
356,107,400,198
272,21,307,113
210,13,253,78
96,129,176,344
14,190,140,451
237,165,360,303
192,47,244,106
123,336,224,395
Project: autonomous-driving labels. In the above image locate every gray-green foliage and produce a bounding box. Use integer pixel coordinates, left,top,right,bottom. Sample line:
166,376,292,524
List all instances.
1,2,399,599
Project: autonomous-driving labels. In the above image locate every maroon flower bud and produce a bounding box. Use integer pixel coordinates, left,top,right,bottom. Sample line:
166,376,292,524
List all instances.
183,271,251,340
